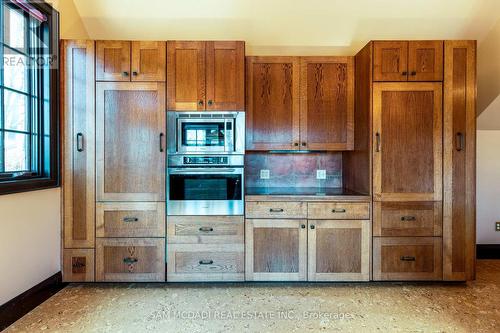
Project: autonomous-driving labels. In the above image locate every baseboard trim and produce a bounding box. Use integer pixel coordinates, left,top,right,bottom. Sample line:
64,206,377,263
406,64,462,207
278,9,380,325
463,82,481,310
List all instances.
477,244,500,259
0,271,67,331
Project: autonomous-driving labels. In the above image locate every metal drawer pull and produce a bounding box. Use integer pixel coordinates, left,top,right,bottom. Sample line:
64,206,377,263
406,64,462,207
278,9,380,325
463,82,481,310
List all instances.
76,133,84,152
199,260,214,265
301,224,306,229
123,257,138,264
310,225,315,230
402,71,407,76
332,208,346,213
269,208,284,213
400,216,416,222
123,217,139,223
199,227,214,232
122,71,129,76
159,133,165,152
375,132,381,152
456,132,464,152
400,256,416,262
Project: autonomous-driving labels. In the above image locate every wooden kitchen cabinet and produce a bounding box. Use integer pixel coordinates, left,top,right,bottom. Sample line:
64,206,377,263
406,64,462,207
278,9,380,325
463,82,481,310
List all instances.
373,41,408,81
61,40,95,250
167,40,244,111
373,82,442,202
63,249,95,282
96,40,165,82
96,82,166,201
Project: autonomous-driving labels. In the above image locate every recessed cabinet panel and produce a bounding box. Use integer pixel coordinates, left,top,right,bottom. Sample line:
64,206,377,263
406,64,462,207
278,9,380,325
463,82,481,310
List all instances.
96,41,131,81
131,41,166,82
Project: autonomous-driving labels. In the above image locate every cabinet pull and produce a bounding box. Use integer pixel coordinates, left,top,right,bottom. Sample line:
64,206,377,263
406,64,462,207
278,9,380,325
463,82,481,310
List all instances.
207,100,213,106
199,227,214,232
199,260,214,265
332,208,346,213
375,132,381,152
159,133,165,152
294,142,299,147
301,224,306,229
400,216,416,222
76,133,84,152
456,132,464,152
132,71,138,76
123,217,139,223
400,256,416,262
122,71,129,77
410,71,417,76
269,208,284,213
402,71,407,76
301,142,307,147
198,100,204,106
123,257,138,264
310,225,315,230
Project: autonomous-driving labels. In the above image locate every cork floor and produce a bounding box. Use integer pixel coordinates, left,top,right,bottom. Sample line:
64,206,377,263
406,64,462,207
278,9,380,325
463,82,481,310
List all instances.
5,260,500,333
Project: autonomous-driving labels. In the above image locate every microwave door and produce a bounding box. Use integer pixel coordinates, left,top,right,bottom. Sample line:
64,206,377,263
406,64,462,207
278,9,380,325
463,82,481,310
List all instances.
177,119,226,153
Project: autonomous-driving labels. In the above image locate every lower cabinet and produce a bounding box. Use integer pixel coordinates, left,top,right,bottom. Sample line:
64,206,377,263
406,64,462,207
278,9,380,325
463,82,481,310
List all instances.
63,249,95,282
96,238,165,282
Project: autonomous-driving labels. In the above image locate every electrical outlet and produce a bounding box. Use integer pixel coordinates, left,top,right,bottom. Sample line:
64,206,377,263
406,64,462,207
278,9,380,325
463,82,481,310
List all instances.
260,169,270,179
316,170,327,180
496,222,500,232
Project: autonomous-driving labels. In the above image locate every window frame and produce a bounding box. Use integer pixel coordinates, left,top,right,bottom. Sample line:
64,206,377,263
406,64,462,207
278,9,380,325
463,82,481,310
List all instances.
0,0,59,195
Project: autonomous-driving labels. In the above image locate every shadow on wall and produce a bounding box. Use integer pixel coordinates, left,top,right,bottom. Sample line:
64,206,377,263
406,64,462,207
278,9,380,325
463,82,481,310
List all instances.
478,18,500,116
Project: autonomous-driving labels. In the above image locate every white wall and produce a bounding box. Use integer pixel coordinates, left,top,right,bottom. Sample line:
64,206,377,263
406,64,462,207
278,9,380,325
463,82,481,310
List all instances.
476,130,500,244
0,189,61,305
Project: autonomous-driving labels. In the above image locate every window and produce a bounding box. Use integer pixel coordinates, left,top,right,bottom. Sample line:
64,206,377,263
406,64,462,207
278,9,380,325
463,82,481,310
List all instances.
0,0,59,194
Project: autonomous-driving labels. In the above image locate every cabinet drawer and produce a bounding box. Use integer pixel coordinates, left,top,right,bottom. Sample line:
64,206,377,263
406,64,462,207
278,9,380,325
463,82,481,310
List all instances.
168,216,243,244
373,237,442,281
374,202,442,237
96,202,165,238
245,201,307,219
96,238,165,282
307,202,370,220
167,244,244,282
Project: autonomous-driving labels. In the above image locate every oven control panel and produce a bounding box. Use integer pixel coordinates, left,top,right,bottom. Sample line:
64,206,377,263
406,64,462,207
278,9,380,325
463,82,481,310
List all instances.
183,156,229,165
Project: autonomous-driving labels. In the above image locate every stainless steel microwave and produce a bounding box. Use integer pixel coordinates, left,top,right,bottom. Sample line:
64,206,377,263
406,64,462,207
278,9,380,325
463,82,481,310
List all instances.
167,111,245,155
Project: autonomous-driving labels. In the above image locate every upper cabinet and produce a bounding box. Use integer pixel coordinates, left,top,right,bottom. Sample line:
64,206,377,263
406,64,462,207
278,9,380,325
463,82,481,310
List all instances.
246,56,354,151
96,40,166,82
167,41,245,111
374,41,443,82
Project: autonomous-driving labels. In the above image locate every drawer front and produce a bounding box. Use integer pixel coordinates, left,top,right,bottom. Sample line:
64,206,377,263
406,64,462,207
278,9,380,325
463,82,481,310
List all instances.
245,201,307,219
167,244,244,282
96,202,165,237
307,202,370,220
374,202,442,237
373,237,442,281
96,238,165,282
63,249,94,282
168,216,243,244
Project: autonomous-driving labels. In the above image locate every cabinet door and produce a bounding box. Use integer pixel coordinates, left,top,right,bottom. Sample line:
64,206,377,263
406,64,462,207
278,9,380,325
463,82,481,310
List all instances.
246,57,300,150
245,219,307,281
96,82,166,201
373,82,442,201
373,41,408,82
408,41,443,82
131,41,166,82
62,40,95,249
206,41,244,110
308,220,370,281
96,41,131,81
443,41,476,281
299,57,354,150
167,41,206,110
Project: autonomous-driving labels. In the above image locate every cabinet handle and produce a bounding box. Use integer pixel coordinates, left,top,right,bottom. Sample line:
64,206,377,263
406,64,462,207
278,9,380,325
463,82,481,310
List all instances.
294,142,299,147
198,100,204,106
132,71,138,76
123,217,139,223
207,100,213,106
199,227,214,232
301,142,306,147
310,225,315,230
159,133,165,152
402,71,407,76
199,260,214,265
375,132,381,152
410,71,417,76
301,224,306,229
400,216,416,222
122,71,129,76
332,208,346,213
76,133,84,152
123,257,138,264
456,132,464,152
269,208,284,213
400,256,416,262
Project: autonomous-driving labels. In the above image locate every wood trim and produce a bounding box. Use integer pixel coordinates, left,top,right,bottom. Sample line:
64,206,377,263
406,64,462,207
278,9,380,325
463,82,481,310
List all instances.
443,40,476,281
245,194,371,202
476,245,500,259
61,40,95,249
131,41,166,82
373,82,443,202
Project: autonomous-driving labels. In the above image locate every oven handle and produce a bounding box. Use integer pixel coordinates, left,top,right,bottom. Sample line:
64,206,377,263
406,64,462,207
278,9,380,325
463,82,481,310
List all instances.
169,168,242,174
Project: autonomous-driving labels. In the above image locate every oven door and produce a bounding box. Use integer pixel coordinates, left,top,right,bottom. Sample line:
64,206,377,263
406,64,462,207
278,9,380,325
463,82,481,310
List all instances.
167,167,244,215
177,118,233,154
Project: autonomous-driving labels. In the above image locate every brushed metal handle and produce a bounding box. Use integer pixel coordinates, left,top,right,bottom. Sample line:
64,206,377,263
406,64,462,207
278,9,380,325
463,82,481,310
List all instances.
400,256,416,262
123,217,139,223
122,71,129,76
159,133,165,152
76,133,84,152
401,216,416,222
310,225,315,230
332,209,346,213
269,208,284,213
199,227,214,232
456,132,464,152
123,257,138,264
375,132,381,152
199,260,214,265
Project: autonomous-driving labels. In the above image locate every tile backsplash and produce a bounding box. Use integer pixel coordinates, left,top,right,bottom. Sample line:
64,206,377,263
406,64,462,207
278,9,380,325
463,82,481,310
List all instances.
245,152,342,188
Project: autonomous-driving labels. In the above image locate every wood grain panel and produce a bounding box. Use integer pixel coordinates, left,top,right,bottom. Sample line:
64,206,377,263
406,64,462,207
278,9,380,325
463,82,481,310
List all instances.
408,41,443,82
61,40,95,249
63,249,94,282
307,202,370,220
167,216,244,244
96,40,131,81
206,41,244,110
131,41,166,81
373,41,408,81
167,41,206,110
245,201,307,219
308,220,370,281
96,82,166,201
299,57,354,150
373,201,442,237
443,41,476,281
246,56,300,150
373,82,442,201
